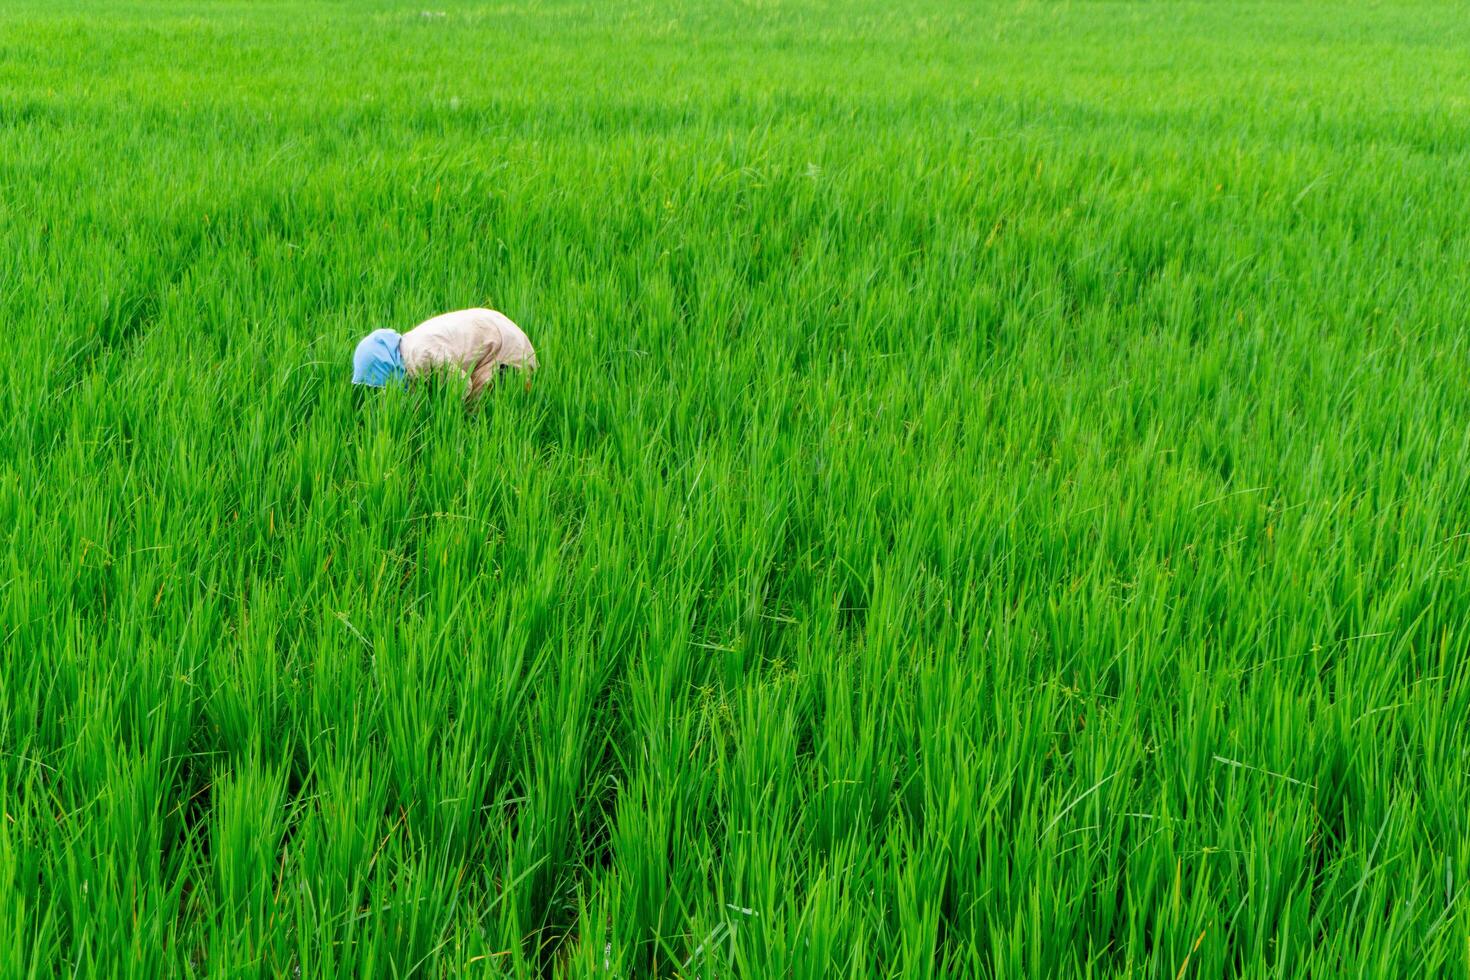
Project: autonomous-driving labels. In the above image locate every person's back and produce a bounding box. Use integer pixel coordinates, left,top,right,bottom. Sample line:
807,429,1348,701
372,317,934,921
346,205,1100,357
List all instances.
400,308,538,377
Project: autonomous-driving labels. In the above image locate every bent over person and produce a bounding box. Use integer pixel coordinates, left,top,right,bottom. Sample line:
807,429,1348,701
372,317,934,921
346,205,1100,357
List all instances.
352,308,538,401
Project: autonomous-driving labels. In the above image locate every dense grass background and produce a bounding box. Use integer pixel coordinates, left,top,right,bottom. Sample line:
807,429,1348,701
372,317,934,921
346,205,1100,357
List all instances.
3,0,1470,975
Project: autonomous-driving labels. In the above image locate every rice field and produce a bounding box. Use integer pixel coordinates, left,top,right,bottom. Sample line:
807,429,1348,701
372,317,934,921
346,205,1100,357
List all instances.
3,0,1470,976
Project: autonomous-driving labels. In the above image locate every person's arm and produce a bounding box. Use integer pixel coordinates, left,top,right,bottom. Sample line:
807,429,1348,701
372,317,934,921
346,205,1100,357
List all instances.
464,335,504,405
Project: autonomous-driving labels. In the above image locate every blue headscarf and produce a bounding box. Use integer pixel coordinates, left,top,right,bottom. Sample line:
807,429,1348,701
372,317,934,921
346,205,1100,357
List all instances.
352,329,405,387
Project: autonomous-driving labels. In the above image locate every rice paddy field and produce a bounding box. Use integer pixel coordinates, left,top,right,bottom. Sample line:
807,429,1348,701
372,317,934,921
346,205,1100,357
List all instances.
4,0,1470,976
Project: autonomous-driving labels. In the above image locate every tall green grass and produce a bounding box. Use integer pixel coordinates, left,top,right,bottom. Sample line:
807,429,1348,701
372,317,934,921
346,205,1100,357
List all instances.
2,0,1470,975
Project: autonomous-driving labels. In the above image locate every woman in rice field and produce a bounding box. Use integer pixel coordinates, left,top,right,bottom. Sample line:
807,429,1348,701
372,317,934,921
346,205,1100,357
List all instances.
351,307,538,402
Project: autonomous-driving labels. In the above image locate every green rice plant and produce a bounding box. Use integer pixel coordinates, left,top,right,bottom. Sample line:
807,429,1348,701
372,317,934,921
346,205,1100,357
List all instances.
2,0,1470,976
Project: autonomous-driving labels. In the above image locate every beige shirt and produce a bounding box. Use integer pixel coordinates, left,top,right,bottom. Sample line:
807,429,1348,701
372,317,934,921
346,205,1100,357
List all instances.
399,308,538,379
